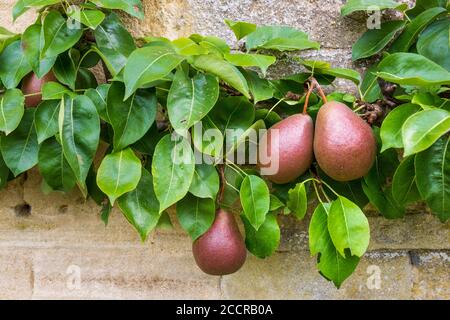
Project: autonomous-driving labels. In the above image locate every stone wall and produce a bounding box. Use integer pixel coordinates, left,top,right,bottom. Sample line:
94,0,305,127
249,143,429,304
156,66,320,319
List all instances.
0,0,449,300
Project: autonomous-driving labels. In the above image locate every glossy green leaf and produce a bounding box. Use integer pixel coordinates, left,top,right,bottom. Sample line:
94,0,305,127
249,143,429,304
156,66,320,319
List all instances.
107,82,156,151
68,8,105,30
392,156,421,206
406,0,448,19
85,84,110,122
389,7,447,52
198,36,230,55
402,109,450,156
269,194,284,211
189,163,220,199
41,11,83,59
0,152,10,189
152,134,195,213
318,67,361,85
0,109,38,176
309,203,360,288
360,66,382,103
38,137,76,192
224,19,257,40
224,53,276,76
242,212,280,258
240,175,270,230
97,148,142,205
341,0,405,16
34,99,60,143
287,182,308,220
412,92,446,110
118,168,161,241
59,95,100,196
172,38,208,56
0,40,32,89
0,27,19,54
246,26,317,51
328,196,370,258
191,54,250,99
417,19,450,71
177,193,215,240
167,69,219,134
0,89,25,135
124,46,184,99
42,82,72,100
380,103,421,152
221,165,244,208
89,0,144,19
21,24,56,78
415,135,450,222
377,53,450,86
352,21,406,60
94,13,136,76
53,50,77,90
243,70,274,104
12,0,27,22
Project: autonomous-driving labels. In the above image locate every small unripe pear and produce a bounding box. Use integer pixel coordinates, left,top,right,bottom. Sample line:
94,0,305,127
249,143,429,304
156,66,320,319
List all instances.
192,209,247,276
314,101,376,181
21,71,57,108
258,114,314,184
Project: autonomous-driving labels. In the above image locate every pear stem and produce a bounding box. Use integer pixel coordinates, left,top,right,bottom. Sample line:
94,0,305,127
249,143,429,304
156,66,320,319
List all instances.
302,82,314,114
311,78,328,104
218,164,226,204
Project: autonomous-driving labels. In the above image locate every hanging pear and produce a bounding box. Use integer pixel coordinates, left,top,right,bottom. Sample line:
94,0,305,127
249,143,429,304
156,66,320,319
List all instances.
192,209,247,276
21,71,57,108
314,101,376,181
258,113,314,184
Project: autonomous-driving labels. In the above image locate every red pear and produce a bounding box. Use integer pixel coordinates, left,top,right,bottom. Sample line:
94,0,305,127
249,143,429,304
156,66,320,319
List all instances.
258,114,314,184
193,209,247,276
314,101,376,181
21,71,57,108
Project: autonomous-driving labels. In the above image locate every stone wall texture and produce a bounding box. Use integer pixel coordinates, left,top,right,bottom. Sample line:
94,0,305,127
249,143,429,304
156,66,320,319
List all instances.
0,0,449,300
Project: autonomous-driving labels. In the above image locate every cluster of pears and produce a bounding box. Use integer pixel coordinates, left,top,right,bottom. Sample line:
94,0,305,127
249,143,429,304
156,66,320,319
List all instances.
258,82,377,184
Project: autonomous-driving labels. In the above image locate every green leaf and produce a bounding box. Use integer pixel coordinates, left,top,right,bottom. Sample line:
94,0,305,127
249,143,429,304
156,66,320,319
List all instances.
377,53,450,86
0,109,38,176
171,38,208,56
22,0,60,5
224,53,276,76
389,7,447,53
341,0,405,16
328,196,370,258
0,152,10,189
415,135,450,222
189,163,220,199
0,27,19,54
94,13,136,76
269,194,285,211
38,137,76,192
406,0,448,19
380,103,421,152
42,82,72,100
287,182,308,220
360,66,382,103
417,19,450,71
240,175,270,230
191,54,250,99
89,0,144,19
198,36,230,55
97,148,142,205
0,89,25,135
402,109,450,156
167,69,219,134
309,203,360,288
243,70,274,104
242,212,280,258
221,165,244,208
392,156,421,206
53,50,78,90
21,24,56,78
152,134,195,213
68,8,105,30
34,99,60,143
12,0,27,22
118,168,161,241
246,26,319,51
85,84,110,123
412,92,446,110
107,82,157,151
0,40,32,89
41,11,83,59
352,21,406,60
224,19,257,40
59,95,100,196
317,67,361,85
176,193,215,240
124,46,184,99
